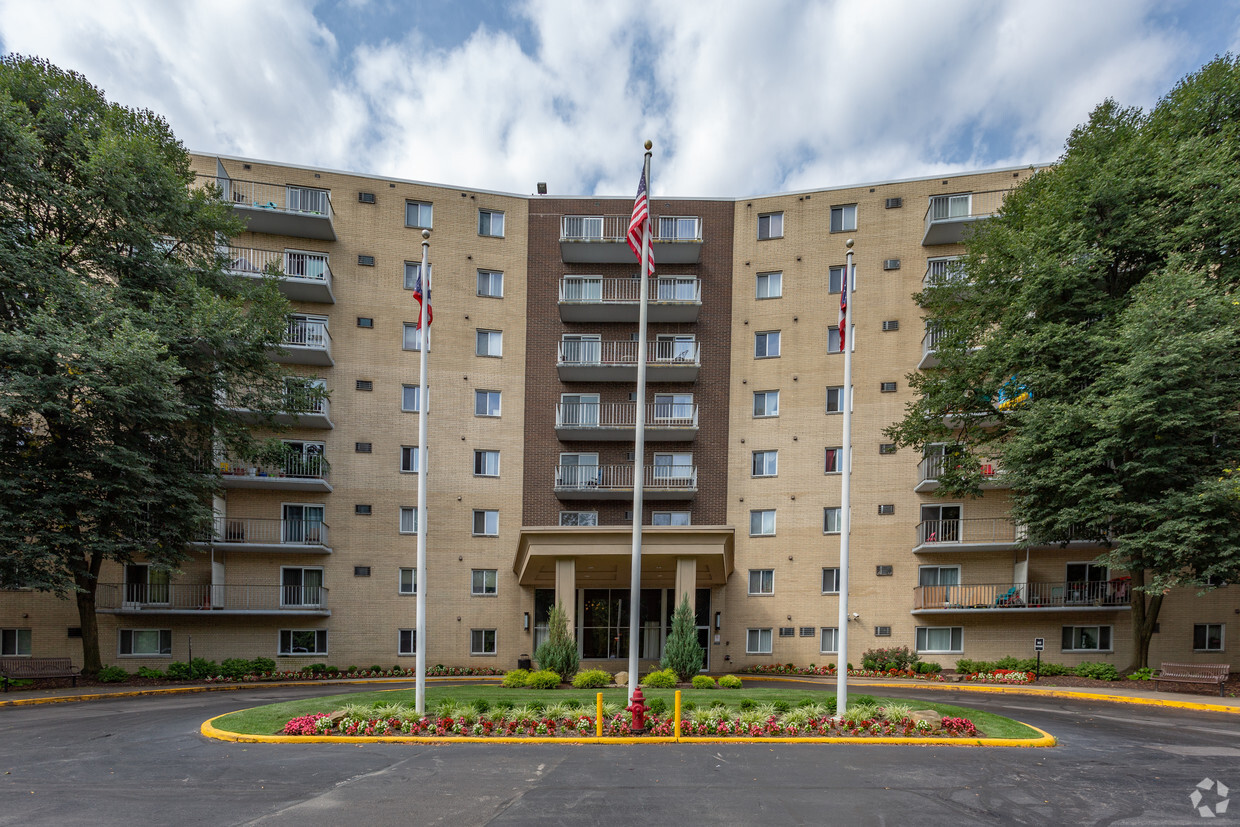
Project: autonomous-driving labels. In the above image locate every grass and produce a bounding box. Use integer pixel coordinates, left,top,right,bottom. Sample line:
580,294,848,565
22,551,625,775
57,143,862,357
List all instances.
210,685,1042,739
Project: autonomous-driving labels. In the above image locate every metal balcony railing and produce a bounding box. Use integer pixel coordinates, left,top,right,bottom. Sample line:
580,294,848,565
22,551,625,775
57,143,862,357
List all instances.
96,583,328,612
923,189,1007,240
917,454,1002,485
924,258,966,286
560,215,702,242
553,464,698,492
556,340,700,366
284,319,331,349
555,402,699,430
913,579,1130,610
201,517,329,546
200,176,333,219
211,452,329,482
223,245,332,284
283,388,329,417
917,517,1020,546
558,276,701,304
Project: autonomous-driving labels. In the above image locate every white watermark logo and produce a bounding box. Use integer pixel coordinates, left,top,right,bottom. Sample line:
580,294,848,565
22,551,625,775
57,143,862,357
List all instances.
1191,778,1230,818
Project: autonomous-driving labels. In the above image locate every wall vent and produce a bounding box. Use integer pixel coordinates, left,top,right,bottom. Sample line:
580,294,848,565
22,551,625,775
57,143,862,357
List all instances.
880,381,897,393
883,259,901,270
358,254,375,267
875,626,892,637
626,451,636,462
356,380,373,392
799,626,815,637
624,510,634,521
879,443,897,455
629,392,638,402
357,317,374,328
779,627,795,637
882,320,899,332
876,565,894,576
355,442,372,453
354,505,372,515
354,566,372,576
358,192,376,204
877,504,895,515
885,197,903,209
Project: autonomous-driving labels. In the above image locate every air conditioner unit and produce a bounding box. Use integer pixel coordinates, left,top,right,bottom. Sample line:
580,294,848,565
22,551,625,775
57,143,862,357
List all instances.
885,197,903,209
875,626,892,636
878,504,895,515
883,259,901,270
880,381,897,393
876,565,894,576
358,192,376,204
882,320,899,332
357,254,375,267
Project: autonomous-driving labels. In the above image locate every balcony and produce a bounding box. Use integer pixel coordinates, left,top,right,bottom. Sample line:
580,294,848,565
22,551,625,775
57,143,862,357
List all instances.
192,517,332,554
556,340,700,383
96,583,329,615
915,455,1007,493
229,390,333,430
914,517,1021,552
923,258,965,287
556,402,699,442
919,325,946,370
211,454,332,493
270,319,332,366
558,276,701,323
223,246,335,303
912,579,1131,613
923,190,1006,246
559,215,703,264
200,175,335,240
554,464,697,500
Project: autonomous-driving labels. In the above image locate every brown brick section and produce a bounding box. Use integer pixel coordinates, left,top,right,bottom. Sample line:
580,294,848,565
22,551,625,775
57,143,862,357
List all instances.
522,198,734,527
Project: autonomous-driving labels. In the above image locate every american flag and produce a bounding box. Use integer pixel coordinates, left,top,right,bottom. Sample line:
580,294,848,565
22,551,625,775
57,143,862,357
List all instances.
838,263,848,349
413,265,432,329
627,168,655,275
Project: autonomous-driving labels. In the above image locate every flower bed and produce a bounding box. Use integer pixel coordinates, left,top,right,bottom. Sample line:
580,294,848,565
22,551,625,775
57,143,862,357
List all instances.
204,665,503,684
738,664,946,682
961,669,1036,684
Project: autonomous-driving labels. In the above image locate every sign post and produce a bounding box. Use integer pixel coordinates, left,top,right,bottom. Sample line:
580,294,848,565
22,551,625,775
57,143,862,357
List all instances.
1034,637,1044,681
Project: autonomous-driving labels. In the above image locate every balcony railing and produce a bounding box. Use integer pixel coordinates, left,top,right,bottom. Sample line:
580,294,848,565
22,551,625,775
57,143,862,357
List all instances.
211,453,330,483
916,517,1021,547
916,454,1004,489
96,583,329,613
913,579,1131,611
558,276,702,322
223,245,335,302
273,319,333,365
924,258,966,286
555,402,699,441
559,215,703,264
199,175,335,240
554,464,698,494
557,340,700,366
198,517,330,548
923,189,1008,246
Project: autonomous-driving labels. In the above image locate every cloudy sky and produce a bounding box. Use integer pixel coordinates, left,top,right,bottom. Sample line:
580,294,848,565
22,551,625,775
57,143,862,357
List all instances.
1,0,1237,197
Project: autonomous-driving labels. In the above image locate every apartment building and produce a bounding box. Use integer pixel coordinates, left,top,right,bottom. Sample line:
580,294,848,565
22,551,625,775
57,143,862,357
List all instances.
1,156,1234,673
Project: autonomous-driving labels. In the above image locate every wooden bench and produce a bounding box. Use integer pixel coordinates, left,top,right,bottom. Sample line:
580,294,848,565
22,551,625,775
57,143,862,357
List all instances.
0,657,81,691
1155,662,1230,697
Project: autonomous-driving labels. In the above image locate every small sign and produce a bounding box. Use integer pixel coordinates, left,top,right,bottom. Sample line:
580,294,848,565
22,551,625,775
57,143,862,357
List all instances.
1034,638,1045,651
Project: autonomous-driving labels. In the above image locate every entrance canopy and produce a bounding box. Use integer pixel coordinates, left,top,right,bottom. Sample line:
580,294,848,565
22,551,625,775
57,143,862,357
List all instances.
514,526,734,589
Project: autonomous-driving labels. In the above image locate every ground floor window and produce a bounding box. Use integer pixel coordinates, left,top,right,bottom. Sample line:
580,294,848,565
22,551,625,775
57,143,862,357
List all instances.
471,629,497,655
119,629,171,656
1193,623,1224,652
747,628,773,654
1061,625,1112,652
280,629,328,656
399,629,416,655
915,626,963,654
1,628,32,656
578,588,675,660
820,627,838,654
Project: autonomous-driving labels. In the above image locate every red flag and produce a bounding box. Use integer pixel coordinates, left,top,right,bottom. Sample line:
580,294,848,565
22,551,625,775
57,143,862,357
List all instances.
413,265,432,329
839,263,848,349
627,168,655,275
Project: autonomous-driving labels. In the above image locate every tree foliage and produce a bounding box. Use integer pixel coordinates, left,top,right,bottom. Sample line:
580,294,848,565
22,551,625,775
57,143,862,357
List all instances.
887,57,1240,668
534,602,579,679
661,595,703,681
0,55,304,672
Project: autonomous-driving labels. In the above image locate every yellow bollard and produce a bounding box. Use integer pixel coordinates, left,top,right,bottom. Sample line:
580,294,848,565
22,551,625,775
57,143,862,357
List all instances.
674,689,682,742
596,692,603,737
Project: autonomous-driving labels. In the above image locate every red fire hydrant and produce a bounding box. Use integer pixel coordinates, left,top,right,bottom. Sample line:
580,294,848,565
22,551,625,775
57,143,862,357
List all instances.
626,687,648,734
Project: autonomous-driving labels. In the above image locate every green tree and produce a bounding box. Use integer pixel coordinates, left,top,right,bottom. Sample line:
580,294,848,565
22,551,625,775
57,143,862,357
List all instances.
534,602,579,679
0,56,306,673
661,595,703,681
887,57,1240,670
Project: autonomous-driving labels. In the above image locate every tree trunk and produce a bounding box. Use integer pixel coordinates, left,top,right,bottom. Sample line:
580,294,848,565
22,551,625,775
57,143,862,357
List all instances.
72,551,105,676
1127,568,1165,671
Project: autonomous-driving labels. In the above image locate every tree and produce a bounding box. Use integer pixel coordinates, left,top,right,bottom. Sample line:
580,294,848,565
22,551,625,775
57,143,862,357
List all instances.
534,602,579,679
0,56,306,673
887,57,1240,670
661,595,703,681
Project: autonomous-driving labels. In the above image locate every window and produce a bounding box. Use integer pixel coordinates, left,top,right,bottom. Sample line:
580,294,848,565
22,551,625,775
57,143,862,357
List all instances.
823,507,842,534
655,334,695,362
750,509,776,536
918,566,960,587
828,265,855,294
404,261,432,290
399,629,416,655
824,447,841,474
400,445,421,473
398,567,417,595
822,568,840,594
478,209,505,237
279,629,328,656
753,390,779,417
1066,562,1109,603
756,271,782,299
473,509,499,536
281,567,323,607
827,326,853,353
405,200,433,228
399,507,418,535
757,212,783,240
748,569,774,595
123,564,170,605
559,511,598,526
474,450,500,477
1,628,31,656
653,452,692,481
653,393,694,421
746,628,773,654
118,629,172,656
471,569,498,596
752,450,778,477
820,627,839,654
476,329,503,357
477,269,503,297
652,511,690,526
1062,626,1112,652
1194,623,1225,652
401,384,422,412
830,204,857,233
475,389,501,417
402,323,425,351
916,626,964,653
355,504,372,516
826,386,849,413
557,453,599,487
560,393,600,427
471,629,497,655
755,330,781,358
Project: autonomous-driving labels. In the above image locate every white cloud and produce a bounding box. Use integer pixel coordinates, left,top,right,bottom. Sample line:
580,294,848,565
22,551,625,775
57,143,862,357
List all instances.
0,0,1218,196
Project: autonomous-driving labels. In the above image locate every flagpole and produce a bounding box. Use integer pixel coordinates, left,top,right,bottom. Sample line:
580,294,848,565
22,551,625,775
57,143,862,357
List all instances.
835,239,854,719
415,229,431,715
627,141,653,702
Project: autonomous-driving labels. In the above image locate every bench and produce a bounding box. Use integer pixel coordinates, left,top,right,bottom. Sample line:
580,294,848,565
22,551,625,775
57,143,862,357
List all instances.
0,657,81,691
1156,662,1230,697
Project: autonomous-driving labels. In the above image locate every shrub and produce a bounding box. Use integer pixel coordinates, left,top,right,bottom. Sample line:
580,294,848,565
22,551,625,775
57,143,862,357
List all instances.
528,700,547,712
346,665,359,674
526,669,562,689
217,659,249,680
471,699,491,713
661,595,704,681
494,700,515,711
534,602,579,680
954,658,997,675
98,665,128,683
135,666,165,679
301,663,327,674
1128,667,1155,681
190,658,219,679
860,646,920,672
772,699,791,714
682,701,697,713
691,675,717,689
368,665,383,673
165,661,192,680
325,666,339,675
249,657,276,674
916,661,942,674
571,669,612,689
647,697,668,716
739,698,757,709
641,669,678,688
718,675,743,689
502,669,530,688
1074,661,1120,681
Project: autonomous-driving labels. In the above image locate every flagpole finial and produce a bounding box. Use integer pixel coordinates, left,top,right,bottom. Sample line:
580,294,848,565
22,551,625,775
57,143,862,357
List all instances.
845,238,854,249
644,140,652,150
421,229,430,241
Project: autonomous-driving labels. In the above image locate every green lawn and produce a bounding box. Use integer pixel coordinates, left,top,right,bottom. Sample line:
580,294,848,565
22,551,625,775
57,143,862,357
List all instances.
210,685,1042,740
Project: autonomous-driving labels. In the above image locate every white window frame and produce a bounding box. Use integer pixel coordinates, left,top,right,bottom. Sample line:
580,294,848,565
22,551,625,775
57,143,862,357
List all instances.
822,568,840,594
118,628,172,657
401,384,423,412
915,626,964,654
748,569,774,595
560,393,600,427
475,389,501,417
0,628,31,656
398,567,417,595
820,627,839,654
750,509,776,537
398,629,417,655
755,330,781,358
399,507,419,535
406,200,433,229
478,209,505,237
473,449,500,477
1062,625,1113,653
402,323,425,352
404,261,432,291
757,212,783,240
828,265,856,294
752,450,778,477
823,507,843,534
756,271,782,299
653,452,693,481
827,326,854,354
477,269,503,298
1194,623,1225,652
746,628,773,654
470,628,497,656
400,445,421,473
279,629,328,656
830,204,857,233
476,329,503,357
472,509,499,537
652,511,690,526
753,390,780,418
918,565,961,587
559,511,598,527
471,569,498,596
824,447,842,474
826,386,850,414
